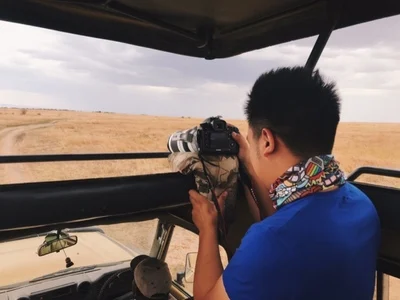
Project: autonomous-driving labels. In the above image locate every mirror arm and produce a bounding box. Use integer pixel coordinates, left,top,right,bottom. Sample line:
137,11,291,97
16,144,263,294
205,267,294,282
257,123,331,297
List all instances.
149,220,175,260
176,272,185,287
157,222,175,261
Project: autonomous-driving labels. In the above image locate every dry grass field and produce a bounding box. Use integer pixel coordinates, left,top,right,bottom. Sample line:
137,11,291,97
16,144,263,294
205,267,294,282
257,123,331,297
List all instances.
0,107,399,296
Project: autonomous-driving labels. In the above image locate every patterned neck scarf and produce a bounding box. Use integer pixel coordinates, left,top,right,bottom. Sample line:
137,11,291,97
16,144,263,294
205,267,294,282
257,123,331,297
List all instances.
269,154,346,209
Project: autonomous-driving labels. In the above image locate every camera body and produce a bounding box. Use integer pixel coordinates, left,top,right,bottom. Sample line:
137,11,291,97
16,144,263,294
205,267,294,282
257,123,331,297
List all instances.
197,116,239,155
167,116,240,155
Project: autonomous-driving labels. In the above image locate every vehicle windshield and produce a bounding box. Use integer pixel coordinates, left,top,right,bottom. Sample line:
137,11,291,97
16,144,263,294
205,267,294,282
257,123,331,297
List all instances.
0,17,398,186
0,220,158,289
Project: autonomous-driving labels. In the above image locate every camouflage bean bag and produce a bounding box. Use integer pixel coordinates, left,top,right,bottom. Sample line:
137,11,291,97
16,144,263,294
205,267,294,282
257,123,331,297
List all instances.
168,152,239,226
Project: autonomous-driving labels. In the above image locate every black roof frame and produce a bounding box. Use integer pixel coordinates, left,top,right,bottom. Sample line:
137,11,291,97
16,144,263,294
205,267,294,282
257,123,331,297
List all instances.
2,1,400,60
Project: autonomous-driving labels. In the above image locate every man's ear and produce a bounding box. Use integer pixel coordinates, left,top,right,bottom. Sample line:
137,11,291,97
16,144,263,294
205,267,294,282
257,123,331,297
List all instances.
261,128,275,157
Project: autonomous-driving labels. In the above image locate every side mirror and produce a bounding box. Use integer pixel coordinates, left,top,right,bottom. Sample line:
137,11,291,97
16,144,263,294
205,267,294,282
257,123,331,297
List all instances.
38,232,78,257
184,252,197,283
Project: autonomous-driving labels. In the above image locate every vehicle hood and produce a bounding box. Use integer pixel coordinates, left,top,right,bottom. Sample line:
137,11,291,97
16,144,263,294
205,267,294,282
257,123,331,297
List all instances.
0,231,135,287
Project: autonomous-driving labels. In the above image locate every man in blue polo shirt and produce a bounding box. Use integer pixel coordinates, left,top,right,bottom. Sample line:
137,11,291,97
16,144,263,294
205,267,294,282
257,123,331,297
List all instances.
188,67,381,300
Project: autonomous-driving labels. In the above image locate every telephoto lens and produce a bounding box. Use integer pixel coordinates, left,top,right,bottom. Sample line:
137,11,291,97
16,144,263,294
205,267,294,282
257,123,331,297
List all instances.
167,126,199,153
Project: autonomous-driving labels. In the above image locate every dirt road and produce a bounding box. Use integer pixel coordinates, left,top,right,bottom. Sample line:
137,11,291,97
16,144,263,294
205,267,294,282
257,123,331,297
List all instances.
0,122,57,183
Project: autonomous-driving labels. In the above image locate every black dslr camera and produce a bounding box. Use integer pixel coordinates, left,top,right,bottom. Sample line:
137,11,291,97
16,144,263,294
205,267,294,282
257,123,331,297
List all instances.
197,116,239,155
167,116,239,155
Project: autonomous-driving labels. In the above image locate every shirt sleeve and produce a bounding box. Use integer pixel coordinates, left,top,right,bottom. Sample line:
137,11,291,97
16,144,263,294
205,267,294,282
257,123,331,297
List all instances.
222,225,279,300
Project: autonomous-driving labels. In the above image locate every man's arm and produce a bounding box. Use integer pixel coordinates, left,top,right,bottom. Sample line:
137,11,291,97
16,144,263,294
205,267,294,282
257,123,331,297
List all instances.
193,229,229,300
188,189,277,300
193,221,278,300
188,189,231,300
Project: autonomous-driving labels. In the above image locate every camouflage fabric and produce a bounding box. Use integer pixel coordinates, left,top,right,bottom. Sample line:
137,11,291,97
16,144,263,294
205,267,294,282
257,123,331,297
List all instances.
168,152,239,224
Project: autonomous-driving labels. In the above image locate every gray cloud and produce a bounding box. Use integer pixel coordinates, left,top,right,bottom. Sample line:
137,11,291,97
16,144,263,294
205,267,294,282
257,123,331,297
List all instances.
0,14,399,122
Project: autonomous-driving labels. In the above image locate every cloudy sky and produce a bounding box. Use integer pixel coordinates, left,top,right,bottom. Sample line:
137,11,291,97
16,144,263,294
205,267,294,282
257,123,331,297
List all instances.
0,15,399,122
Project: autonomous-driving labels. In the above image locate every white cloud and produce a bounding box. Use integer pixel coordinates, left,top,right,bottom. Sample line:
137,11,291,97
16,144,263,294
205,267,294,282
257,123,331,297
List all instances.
0,90,64,108
240,44,311,63
240,43,400,87
116,82,247,117
0,21,61,54
0,15,399,122
239,41,400,122
118,84,184,94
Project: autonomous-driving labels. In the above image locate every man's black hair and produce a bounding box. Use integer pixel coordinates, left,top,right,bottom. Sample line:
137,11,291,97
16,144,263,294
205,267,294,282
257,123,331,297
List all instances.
245,66,341,159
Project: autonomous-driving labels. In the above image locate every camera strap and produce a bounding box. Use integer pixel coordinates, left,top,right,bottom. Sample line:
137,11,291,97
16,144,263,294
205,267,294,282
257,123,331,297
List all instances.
238,163,263,221
199,155,232,258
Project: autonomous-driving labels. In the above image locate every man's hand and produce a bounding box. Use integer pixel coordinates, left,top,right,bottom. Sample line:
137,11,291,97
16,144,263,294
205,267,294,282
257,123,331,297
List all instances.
227,123,252,168
231,130,251,167
189,189,228,234
229,124,276,220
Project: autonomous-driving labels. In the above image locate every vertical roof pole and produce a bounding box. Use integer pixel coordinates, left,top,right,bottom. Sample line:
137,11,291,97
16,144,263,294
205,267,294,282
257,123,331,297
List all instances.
305,1,343,72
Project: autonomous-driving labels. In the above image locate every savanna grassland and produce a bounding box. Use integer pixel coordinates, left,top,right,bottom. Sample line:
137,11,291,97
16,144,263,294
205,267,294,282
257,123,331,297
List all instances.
0,107,399,296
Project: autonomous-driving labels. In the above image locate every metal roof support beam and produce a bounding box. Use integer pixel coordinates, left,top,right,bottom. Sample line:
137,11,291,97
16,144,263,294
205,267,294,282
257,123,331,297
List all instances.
305,1,343,71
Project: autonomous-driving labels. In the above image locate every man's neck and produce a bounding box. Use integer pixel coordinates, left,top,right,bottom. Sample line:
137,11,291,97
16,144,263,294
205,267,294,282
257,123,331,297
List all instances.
268,154,301,188
269,154,345,209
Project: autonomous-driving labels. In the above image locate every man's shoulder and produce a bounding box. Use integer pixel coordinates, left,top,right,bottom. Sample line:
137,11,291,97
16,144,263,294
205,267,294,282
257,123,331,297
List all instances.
334,182,379,219
300,183,380,241
327,182,371,202
238,182,380,246
342,182,380,231
258,182,380,237
343,182,375,203
302,182,378,218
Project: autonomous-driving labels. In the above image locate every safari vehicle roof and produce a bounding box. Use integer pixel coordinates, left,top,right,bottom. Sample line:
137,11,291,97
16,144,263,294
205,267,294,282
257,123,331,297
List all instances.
0,0,400,59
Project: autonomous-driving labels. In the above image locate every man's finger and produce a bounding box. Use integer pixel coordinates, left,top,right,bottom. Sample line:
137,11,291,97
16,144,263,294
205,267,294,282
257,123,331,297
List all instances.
189,195,199,205
188,189,198,196
189,189,210,203
189,195,200,207
189,189,202,200
231,131,246,147
189,190,201,203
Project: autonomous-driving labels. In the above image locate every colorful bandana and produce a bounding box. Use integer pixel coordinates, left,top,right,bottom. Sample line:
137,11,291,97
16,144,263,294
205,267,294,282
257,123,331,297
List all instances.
269,154,346,209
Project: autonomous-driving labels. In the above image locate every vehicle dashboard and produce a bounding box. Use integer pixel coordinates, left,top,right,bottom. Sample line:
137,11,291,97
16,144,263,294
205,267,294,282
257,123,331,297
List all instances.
0,261,144,300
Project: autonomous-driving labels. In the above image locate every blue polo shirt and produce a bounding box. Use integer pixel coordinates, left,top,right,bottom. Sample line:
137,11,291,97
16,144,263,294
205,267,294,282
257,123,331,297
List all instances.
223,182,380,300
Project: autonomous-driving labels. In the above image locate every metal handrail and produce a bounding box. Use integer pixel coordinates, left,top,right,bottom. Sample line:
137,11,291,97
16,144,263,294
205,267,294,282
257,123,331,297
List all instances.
0,152,170,164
